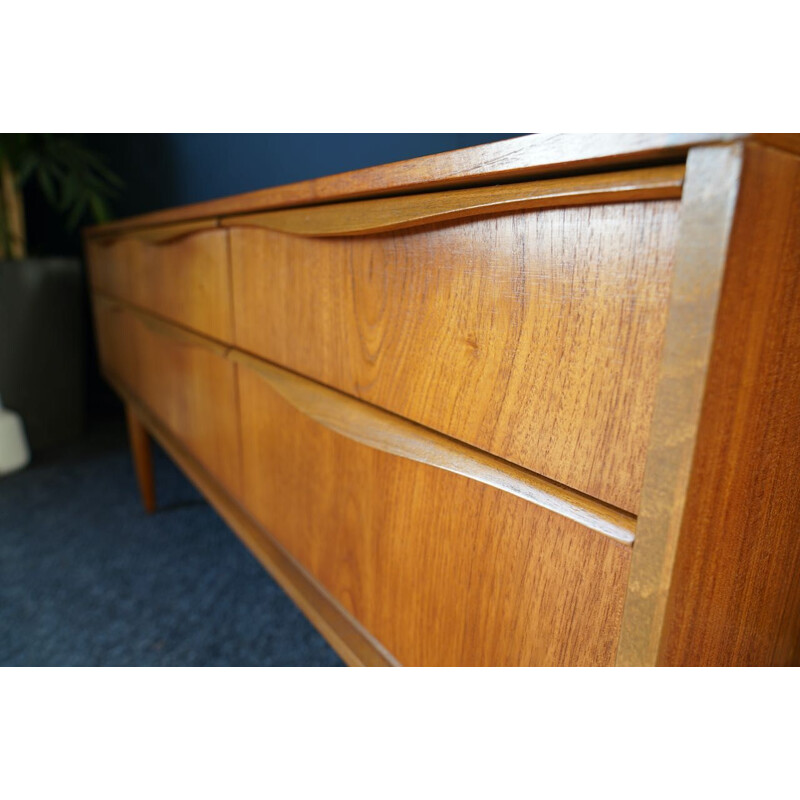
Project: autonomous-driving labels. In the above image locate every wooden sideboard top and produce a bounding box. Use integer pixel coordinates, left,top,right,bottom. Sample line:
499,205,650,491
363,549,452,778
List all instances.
84,133,800,238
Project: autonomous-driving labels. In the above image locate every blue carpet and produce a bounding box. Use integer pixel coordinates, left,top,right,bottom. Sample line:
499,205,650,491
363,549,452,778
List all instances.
0,418,343,666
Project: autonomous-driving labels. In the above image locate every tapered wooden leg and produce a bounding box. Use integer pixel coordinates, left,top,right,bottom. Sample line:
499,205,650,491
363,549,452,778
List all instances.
125,405,156,513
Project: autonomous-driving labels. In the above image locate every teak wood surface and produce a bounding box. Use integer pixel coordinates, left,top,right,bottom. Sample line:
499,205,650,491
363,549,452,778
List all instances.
93,295,140,391
85,134,800,236
110,379,397,667
223,165,684,237
125,406,156,514
658,144,800,666
616,145,746,665
229,200,679,513
84,133,800,666
101,307,632,666
230,349,636,544
88,227,233,342
236,357,631,667
93,297,242,500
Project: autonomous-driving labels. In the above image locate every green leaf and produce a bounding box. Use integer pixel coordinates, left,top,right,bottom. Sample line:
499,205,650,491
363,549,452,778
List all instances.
37,165,57,205
60,174,78,212
65,196,88,230
16,153,39,187
6,133,124,234
89,194,110,223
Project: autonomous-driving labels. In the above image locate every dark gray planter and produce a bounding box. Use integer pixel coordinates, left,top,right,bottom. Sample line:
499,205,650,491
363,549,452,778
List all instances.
0,258,86,453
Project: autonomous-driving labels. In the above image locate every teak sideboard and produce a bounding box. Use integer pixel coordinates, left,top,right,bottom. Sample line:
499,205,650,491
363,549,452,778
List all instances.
84,133,800,667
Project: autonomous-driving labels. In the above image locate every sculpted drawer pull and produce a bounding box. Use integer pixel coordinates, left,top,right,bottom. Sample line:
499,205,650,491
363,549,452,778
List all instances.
230,349,636,545
221,165,684,238
135,312,228,358
92,219,219,247
94,295,123,314
94,292,230,358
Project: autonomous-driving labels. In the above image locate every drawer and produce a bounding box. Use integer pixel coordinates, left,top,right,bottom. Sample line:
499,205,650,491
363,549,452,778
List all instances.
93,295,140,392
87,222,233,342
86,235,134,301
93,297,241,498
226,170,682,512
233,350,634,666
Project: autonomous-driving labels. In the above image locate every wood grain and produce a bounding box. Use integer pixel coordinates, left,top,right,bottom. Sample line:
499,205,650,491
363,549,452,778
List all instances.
84,134,755,236
86,236,136,301
92,295,140,391
223,165,684,237
95,300,241,501
231,349,635,543
616,144,746,666
85,132,800,667
125,405,156,513
658,143,800,666
108,374,397,667
133,305,229,357
230,201,680,512
92,219,218,245
133,309,241,501
87,228,233,342
236,356,633,667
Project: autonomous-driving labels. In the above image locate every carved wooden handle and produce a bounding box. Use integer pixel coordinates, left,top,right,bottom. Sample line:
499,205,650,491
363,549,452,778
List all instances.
230,349,636,544
93,294,123,314
135,309,228,357
221,165,684,238
93,219,219,247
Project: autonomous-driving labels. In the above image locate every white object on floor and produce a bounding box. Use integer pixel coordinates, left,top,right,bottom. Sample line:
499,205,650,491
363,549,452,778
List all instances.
0,394,31,475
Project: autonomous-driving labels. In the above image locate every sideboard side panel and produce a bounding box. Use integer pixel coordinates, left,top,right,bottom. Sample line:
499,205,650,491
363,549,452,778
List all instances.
616,144,745,665
658,143,800,666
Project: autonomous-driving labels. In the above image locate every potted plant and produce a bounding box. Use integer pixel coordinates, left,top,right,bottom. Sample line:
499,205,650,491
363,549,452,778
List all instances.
0,134,121,454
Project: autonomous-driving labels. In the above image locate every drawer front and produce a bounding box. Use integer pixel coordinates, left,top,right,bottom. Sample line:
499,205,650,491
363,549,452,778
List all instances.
93,297,241,498
229,200,680,513
87,225,233,342
93,295,140,391
86,236,134,301
235,353,632,666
